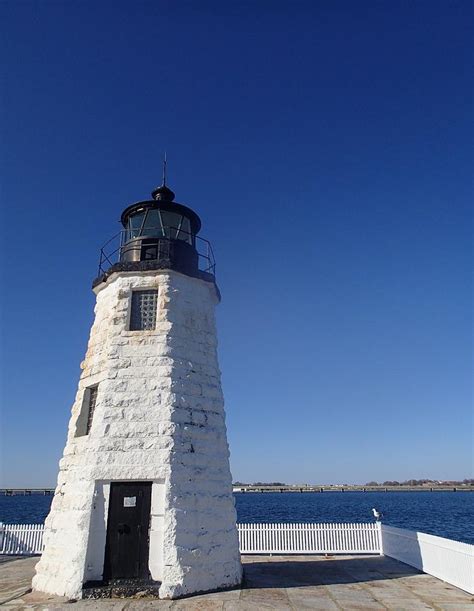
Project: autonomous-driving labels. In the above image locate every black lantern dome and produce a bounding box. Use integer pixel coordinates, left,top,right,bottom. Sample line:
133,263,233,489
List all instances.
151,184,175,201
94,178,216,288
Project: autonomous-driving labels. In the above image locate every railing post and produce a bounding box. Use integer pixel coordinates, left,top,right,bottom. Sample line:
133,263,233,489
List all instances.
0,522,4,552
377,521,384,555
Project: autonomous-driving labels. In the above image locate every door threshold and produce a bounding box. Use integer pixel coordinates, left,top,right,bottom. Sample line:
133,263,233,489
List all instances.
82,579,161,599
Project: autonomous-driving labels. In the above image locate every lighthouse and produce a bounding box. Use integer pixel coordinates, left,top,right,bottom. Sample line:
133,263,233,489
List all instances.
33,176,242,599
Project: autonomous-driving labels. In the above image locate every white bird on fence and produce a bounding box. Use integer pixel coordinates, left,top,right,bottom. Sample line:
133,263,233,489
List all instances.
372,508,383,521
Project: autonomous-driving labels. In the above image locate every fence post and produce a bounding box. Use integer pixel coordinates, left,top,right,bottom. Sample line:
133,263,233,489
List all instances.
377,522,384,555
0,522,4,552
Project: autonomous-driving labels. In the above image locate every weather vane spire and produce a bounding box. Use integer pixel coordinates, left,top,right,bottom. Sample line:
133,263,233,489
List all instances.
162,152,167,186
151,152,175,201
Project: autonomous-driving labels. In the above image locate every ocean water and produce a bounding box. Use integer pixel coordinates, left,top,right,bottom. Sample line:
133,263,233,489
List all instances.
1,491,472,545
235,491,474,544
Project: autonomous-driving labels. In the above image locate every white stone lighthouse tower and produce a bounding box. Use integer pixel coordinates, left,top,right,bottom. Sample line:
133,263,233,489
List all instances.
33,178,242,599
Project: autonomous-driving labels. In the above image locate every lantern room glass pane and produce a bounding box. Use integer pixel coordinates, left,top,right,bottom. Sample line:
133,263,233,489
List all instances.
142,209,163,238
177,217,192,243
160,211,183,239
124,208,194,244
127,211,145,239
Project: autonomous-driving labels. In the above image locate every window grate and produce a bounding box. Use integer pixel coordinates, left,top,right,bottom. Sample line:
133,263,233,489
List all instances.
85,386,98,435
130,289,158,331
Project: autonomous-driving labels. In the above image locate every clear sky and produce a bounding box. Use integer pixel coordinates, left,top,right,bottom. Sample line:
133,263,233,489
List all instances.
0,1,472,487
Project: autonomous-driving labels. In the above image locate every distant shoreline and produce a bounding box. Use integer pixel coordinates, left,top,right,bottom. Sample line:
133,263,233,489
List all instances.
232,484,473,493
1,484,473,496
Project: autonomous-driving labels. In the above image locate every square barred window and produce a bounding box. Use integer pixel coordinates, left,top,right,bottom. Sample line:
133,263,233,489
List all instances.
130,289,158,331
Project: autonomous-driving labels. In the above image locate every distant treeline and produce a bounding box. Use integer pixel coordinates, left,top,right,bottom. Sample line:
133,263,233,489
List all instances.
234,482,287,487
364,479,474,486
233,479,474,487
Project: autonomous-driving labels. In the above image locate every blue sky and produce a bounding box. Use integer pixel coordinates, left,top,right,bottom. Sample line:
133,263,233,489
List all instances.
1,1,472,486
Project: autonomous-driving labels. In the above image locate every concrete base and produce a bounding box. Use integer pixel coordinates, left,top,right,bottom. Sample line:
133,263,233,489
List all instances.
3,555,474,609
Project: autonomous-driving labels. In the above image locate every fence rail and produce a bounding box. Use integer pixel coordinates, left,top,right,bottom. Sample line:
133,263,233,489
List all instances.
0,522,381,556
0,523,44,555
237,522,381,554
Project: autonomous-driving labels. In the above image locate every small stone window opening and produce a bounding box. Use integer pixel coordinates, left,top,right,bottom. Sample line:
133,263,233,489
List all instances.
85,385,98,434
130,289,158,331
75,385,99,437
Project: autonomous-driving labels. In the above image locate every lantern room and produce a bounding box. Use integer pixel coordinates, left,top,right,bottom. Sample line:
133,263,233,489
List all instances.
94,180,216,288
121,184,201,245
89,178,218,285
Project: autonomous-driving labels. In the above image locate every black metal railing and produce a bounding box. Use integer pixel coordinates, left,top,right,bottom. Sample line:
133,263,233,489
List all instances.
97,226,216,278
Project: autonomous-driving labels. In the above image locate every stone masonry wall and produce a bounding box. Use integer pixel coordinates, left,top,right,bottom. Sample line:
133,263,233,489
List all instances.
32,270,242,599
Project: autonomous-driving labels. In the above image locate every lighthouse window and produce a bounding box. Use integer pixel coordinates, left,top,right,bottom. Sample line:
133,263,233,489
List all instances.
85,386,98,434
161,211,183,239
142,209,163,238
130,289,158,331
127,211,146,239
75,384,99,437
125,209,193,244
177,217,192,243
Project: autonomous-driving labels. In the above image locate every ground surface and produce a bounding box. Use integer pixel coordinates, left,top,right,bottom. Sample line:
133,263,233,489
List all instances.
1,555,472,610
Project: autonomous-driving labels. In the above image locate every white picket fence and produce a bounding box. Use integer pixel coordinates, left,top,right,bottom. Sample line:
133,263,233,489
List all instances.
237,522,381,554
0,523,44,555
0,521,380,556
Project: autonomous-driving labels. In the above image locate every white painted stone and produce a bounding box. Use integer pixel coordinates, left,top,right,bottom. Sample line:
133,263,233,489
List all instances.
33,270,242,599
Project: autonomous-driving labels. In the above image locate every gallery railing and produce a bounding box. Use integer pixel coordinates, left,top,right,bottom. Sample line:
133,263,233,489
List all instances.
97,226,216,278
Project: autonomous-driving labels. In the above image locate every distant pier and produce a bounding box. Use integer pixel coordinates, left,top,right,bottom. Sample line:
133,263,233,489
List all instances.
2,485,472,496
232,485,473,493
1,489,54,496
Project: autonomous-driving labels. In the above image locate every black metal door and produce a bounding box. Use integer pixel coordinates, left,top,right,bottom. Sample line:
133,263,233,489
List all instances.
103,482,152,581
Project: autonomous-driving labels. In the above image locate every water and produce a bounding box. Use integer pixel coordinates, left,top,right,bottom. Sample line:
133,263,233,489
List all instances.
0,495,53,525
235,491,473,544
1,491,472,544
